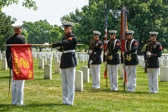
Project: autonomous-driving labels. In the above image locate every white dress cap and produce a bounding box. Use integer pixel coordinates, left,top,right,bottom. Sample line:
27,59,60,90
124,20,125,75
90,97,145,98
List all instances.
12,22,23,28
126,30,134,34
109,30,117,34
63,21,74,26
93,30,101,35
149,31,159,35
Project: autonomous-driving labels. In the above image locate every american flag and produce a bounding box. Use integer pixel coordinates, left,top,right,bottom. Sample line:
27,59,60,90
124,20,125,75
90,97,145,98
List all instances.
104,4,107,79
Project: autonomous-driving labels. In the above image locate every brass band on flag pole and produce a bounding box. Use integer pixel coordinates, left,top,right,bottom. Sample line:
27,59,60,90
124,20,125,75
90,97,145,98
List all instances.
120,6,128,91
104,3,108,89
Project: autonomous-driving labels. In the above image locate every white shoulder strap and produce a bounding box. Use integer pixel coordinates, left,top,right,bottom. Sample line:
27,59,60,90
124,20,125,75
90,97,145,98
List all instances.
130,39,134,50
125,40,128,52
113,39,117,50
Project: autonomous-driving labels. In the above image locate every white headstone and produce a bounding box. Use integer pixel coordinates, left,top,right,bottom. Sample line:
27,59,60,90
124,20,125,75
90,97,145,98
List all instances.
39,58,44,69
118,64,124,79
47,58,52,65
159,58,163,67
1,58,7,70
80,55,84,63
160,67,168,82
54,56,58,62
163,59,168,67
44,64,52,80
81,66,89,83
55,61,60,73
0,54,2,60
75,70,83,91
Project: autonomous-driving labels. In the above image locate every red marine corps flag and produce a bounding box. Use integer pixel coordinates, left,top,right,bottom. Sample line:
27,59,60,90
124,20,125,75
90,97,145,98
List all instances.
120,6,128,91
11,44,33,80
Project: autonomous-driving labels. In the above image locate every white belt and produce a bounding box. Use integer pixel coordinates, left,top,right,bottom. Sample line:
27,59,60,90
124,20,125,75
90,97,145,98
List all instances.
63,50,75,53
94,52,97,54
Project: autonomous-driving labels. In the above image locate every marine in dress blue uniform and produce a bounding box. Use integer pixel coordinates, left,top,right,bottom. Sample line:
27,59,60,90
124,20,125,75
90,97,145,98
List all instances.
144,31,162,93
6,22,26,105
51,21,77,105
105,30,120,91
89,31,103,88
123,30,139,92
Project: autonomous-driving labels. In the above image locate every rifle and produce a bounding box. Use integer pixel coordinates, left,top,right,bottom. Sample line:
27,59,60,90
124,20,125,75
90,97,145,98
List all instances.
88,39,92,68
145,41,150,73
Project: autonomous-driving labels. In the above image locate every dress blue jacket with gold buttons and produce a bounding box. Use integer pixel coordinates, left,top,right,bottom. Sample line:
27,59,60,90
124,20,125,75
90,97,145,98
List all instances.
52,33,77,69
107,39,121,65
89,40,103,65
124,39,139,65
144,41,162,68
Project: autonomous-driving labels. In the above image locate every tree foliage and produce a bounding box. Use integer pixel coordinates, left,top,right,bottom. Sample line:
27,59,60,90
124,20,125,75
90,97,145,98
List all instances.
0,11,15,51
0,0,37,11
61,0,168,53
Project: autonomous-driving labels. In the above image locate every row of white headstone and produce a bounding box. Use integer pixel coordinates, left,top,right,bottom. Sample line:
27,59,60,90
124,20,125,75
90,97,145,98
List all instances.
1,51,168,83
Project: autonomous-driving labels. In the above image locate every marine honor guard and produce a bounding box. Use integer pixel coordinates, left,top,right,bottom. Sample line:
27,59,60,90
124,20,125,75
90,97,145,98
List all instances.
89,31,103,89
6,22,26,105
144,31,162,93
105,30,120,91
48,21,77,105
123,30,139,92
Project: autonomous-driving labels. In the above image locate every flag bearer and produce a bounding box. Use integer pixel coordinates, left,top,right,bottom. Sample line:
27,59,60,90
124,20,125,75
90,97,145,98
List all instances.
144,31,162,93
6,22,26,105
88,31,103,89
105,30,120,91
123,30,139,92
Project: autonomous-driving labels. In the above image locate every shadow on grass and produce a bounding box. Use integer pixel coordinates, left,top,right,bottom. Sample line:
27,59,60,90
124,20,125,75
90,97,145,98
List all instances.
84,88,149,94
0,103,64,109
0,76,10,79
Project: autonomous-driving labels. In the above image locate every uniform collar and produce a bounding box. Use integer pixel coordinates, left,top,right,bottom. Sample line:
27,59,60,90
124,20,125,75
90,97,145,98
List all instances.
110,39,116,41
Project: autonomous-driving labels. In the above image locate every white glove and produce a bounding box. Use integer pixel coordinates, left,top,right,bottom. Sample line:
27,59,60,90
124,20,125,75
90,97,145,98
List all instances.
105,52,108,56
42,43,50,47
104,62,107,66
89,60,93,64
122,52,125,56
146,51,151,57
89,50,92,54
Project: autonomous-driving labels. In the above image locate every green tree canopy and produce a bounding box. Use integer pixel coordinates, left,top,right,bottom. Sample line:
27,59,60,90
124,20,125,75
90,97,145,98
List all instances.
0,0,37,11
0,11,15,51
61,0,168,53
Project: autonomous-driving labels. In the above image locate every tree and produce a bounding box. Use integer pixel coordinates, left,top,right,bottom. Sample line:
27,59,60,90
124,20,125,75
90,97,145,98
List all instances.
61,0,168,53
23,20,53,51
49,25,63,43
0,11,15,51
0,0,37,11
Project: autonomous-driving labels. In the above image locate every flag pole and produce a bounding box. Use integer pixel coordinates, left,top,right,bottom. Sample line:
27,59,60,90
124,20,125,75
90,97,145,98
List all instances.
120,6,128,92
104,3,108,89
8,69,11,97
5,44,84,47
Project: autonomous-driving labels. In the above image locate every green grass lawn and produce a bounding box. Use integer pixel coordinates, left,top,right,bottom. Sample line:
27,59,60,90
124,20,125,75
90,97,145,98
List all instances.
0,58,168,112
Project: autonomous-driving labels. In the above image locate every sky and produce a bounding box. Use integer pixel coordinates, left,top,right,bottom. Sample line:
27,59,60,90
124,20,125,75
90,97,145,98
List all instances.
2,0,88,26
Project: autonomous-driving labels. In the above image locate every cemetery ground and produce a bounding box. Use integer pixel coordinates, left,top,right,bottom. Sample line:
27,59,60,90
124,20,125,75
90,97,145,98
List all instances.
0,59,168,112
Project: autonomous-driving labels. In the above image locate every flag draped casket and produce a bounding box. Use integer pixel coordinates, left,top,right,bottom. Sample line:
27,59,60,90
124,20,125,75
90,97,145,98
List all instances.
11,44,33,80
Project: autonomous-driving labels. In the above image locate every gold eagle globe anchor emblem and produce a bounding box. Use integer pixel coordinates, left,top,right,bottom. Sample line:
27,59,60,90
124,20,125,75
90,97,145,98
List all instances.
126,54,132,61
108,55,113,60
